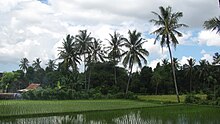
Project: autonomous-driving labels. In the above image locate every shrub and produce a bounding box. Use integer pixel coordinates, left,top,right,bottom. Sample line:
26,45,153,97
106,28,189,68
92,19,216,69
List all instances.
185,94,201,104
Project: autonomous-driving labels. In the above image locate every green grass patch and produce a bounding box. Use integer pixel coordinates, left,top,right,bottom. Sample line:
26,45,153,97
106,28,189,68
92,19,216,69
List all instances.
138,94,207,103
0,99,162,117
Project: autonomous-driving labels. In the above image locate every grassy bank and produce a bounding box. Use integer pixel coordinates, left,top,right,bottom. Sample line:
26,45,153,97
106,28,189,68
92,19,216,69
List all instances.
0,99,163,117
138,94,207,103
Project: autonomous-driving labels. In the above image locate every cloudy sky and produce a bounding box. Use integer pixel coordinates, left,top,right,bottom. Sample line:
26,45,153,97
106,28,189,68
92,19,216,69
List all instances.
0,0,219,72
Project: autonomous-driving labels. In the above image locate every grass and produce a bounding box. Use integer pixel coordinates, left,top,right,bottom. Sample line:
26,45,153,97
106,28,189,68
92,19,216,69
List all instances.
0,99,163,117
138,94,207,103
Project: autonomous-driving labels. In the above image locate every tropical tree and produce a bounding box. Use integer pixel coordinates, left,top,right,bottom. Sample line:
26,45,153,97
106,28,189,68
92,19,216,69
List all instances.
186,58,196,92
106,31,125,84
58,34,81,71
46,59,57,72
19,58,29,74
150,6,188,102
122,30,149,94
87,38,105,90
204,16,220,34
213,52,220,65
75,30,93,89
198,60,210,89
32,58,42,71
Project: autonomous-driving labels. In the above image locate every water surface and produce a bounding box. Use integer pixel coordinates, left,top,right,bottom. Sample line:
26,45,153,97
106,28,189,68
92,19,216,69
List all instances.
1,105,220,124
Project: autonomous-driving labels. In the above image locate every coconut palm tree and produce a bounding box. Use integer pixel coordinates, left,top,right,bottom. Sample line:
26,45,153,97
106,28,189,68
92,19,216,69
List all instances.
46,59,57,71
75,30,93,89
19,58,29,73
32,58,42,71
87,38,105,90
212,52,220,65
106,31,125,84
204,16,220,34
122,30,149,94
58,34,81,71
186,58,196,92
150,6,188,103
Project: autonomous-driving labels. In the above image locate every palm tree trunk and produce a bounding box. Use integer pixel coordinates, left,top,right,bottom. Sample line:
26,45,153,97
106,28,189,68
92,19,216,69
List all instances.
189,69,192,93
167,43,180,103
155,81,159,95
126,63,133,94
84,54,87,89
114,60,117,84
88,64,92,91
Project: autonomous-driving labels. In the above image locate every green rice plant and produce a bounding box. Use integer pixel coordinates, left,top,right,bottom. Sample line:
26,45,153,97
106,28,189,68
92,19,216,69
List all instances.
0,100,162,117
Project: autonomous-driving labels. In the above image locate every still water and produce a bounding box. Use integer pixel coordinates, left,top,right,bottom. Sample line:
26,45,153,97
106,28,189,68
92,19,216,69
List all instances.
1,105,220,124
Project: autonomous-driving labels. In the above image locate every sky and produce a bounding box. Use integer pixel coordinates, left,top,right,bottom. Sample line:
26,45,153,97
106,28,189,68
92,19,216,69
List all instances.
0,0,219,72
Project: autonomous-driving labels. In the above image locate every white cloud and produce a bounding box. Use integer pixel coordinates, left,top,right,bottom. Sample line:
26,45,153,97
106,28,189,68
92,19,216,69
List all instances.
198,30,220,46
201,54,213,63
0,0,219,71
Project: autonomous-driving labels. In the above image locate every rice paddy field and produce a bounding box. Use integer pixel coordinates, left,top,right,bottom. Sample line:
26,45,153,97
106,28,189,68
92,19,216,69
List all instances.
0,99,163,118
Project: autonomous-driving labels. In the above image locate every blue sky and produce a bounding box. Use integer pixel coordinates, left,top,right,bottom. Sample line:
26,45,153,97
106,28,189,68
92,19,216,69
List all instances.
0,0,219,72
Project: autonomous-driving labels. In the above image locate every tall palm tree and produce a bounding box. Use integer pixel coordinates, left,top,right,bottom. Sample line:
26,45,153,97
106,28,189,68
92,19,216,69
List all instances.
204,16,220,34
58,34,81,71
186,58,196,92
87,38,105,90
122,30,149,94
150,6,188,103
32,58,42,71
106,31,125,84
75,30,93,89
19,58,29,73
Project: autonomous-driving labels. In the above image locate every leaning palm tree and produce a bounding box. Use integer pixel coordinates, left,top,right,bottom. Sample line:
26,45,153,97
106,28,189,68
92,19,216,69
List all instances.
186,58,196,92
19,58,29,74
204,16,220,34
87,38,105,90
122,30,149,94
75,30,93,89
32,58,42,71
58,34,81,71
150,6,188,103
106,31,125,84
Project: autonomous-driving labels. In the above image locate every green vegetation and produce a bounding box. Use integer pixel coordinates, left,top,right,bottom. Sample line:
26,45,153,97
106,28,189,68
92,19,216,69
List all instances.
0,100,162,117
0,6,219,106
138,95,206,103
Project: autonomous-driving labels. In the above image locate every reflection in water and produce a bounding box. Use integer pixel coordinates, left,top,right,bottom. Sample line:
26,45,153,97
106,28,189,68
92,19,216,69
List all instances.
1,105,220,124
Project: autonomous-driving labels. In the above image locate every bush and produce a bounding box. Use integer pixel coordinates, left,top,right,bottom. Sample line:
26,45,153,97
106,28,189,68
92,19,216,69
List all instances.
185,94,201,104
22,88,137,100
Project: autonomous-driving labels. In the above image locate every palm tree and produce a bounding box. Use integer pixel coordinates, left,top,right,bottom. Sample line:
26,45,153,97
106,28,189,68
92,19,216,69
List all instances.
58,34,81,71
32,58,42,71
173,58,180,70
204,16,220,34
186,58,196,92
19,58,29,73
46,59,57,71
150,6,188,103
87,38,105,90
198,60,210,89
106,31,125,84
122,30,149,94
212,52,220,65
75,30,93,89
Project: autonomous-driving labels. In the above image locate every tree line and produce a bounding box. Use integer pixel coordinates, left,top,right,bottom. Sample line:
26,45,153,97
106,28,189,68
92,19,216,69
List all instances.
0,6,219,102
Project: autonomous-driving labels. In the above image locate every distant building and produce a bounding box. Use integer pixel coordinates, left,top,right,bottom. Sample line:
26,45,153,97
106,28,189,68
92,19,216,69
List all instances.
18,83,41,92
